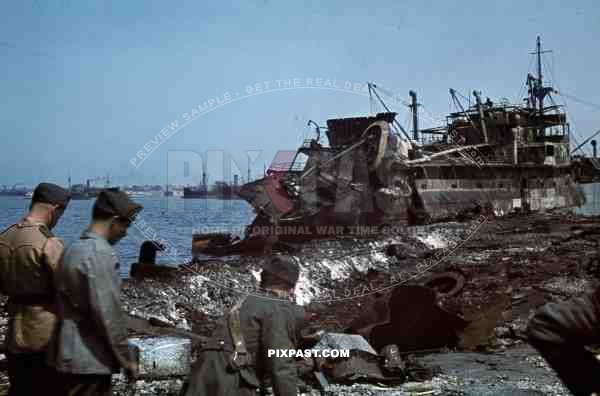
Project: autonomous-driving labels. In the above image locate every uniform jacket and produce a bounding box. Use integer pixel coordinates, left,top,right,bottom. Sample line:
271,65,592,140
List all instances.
47,229,128,375
181,294,305,396
0,218,64,353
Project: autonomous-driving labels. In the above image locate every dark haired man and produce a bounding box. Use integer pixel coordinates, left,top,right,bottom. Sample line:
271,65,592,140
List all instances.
180,255,305,396
47,189,142,396
0,182,70,396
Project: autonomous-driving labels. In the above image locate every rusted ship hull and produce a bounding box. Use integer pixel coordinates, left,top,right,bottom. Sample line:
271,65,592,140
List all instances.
240,163,583,239
412,164,583,222
239,38,589,237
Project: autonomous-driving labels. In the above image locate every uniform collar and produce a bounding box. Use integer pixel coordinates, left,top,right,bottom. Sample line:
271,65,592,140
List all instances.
255,290,295,302
80,229,108,242
19,217,49,228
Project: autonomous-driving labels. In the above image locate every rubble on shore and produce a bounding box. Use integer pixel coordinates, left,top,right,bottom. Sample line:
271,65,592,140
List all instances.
116,212,599,394
2,211,599,394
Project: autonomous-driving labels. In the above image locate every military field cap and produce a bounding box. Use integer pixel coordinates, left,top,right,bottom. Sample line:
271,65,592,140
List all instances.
263,255,300,286
93,189,143,220
32,182,71,207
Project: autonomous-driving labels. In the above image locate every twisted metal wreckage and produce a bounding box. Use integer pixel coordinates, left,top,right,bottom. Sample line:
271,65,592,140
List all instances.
238,37,590,243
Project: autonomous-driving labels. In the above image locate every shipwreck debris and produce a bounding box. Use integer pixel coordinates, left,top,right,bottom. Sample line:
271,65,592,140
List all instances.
380,344,406,377
312,333,387,385
313,333,377,355
129,240,179,278
322,350,386,385
347,286,468,352
422,271,466,298
192,233,238,257
191,232,297,259
237,38,592,240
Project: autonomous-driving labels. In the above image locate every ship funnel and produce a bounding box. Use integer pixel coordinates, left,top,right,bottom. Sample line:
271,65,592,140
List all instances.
592,140,597,158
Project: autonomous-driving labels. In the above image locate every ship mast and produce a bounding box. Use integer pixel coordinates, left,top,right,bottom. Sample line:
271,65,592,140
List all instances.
536,35,544,115
529,36,553,137
367,82,413,143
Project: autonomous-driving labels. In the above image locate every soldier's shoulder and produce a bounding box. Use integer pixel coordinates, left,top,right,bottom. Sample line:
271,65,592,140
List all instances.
80,233,112,255
0,229,10,250
43,236,64,253
37,224,55,239
60,239,95,274
44,233,65,250
0,223,20,241
281,300,305,319
271,299,305,326
63,238,93,260
272,297,301,311
64,238,116,270
242,295,275,315
93,239,114,255
0,222,17,236
250,296,303,318
18,222,54,240
0,222,54,246
47,235,64,245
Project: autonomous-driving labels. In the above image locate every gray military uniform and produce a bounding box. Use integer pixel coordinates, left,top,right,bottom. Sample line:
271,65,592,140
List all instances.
181,294,305,396
47,229,128,375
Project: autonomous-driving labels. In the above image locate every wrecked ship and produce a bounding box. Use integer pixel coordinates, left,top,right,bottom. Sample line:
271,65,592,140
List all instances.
239,37,585,238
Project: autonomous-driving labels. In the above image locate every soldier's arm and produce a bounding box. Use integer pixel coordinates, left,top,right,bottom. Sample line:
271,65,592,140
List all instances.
84,252,131,369
42,237,64,272
261,305,300,396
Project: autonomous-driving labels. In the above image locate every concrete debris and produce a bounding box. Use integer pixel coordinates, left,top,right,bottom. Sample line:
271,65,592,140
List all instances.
323,351,386,384
313,333,377,356
127,337,191,379
541,276,590,297
112,376,184,396
311,334,389,385
380,345,405,376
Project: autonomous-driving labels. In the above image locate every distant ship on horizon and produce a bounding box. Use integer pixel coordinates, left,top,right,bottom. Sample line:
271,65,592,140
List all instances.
183,180,242,200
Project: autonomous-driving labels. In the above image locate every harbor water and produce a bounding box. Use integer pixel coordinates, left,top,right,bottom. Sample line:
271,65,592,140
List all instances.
1,183,599,277
0,197,255,277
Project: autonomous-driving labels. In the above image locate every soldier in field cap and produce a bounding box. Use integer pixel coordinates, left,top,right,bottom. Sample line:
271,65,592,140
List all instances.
48,189,142,395
262,254,300,293
180,254,305,396
0,182,71,395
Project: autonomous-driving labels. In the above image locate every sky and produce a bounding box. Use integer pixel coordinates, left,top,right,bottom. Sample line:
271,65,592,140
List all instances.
0,0,599,187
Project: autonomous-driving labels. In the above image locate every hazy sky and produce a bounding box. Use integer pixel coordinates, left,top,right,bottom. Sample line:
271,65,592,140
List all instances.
1,0,599,187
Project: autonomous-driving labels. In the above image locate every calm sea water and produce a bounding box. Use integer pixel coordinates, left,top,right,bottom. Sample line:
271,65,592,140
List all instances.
0,197,256,277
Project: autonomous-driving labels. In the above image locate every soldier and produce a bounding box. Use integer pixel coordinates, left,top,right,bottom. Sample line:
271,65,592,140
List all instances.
0,182,71,396
180,255,306,396
47,190,142,396
527,290,600,396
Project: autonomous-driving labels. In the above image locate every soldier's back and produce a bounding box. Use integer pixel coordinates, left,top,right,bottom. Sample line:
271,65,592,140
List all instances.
0,219,57,296
0,219,63,354
181,294,305,396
